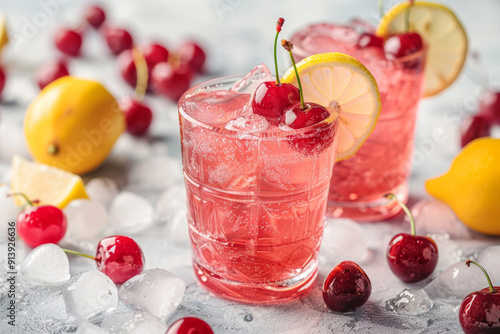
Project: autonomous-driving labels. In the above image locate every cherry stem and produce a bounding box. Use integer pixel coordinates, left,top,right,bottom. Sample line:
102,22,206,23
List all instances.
466,260,498,293
379,0,384,18
406,0,414,32
132,47,148,102
274,18,285,85
385,193,415,235
7,192,35,207
62,248,96,261
281,39,306,110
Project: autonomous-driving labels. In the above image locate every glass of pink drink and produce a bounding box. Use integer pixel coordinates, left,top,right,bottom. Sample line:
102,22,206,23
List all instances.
291,23,426,221
178,70,339,303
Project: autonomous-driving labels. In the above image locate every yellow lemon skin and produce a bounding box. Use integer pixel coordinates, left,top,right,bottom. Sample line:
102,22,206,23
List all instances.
24,77,125,175
426,138,500,236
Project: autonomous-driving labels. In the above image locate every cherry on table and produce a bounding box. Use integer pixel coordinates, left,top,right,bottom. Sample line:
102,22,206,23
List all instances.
151,61,193,101
356,32,384,48
384,32,423,59
55,28,82,57
120,97,153,136
9,193,67,248
459,260,500,334
460,114,491,148
104,27,133,55
322,261,372,313
0,66,6,97
35,61,69,90
385,194,438,283
142,43,169,69
178,41,206,73
85,5,106,28
166,317,214,334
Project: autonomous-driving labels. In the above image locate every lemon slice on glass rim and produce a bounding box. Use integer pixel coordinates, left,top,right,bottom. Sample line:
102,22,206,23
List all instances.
376,1,468,97
281,52,381,161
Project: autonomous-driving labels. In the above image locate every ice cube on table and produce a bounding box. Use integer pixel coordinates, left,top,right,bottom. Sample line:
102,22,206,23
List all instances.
408,199,470,239
119,268,186,320
434,238,463,273
0,184,19,241
20,244,70,286
155,184,187,225
64,199,108,241
180,90,251,125
75,320,108,334
108,312,168,334
319,218,368,264
424,261,497,304
86,178,119,208
225,114,269,132
163,210,190,247
478,245,500,285
230,63,272,93
386,288,433,316
63,270,118,319
109,192,154,234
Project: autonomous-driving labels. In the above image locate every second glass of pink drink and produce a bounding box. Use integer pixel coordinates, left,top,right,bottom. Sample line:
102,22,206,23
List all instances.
291,23,426,221
178,67,339,303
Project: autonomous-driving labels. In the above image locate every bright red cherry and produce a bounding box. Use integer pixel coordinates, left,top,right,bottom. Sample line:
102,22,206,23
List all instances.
386,194,438,283
459,260,500,334
166,317,214,334
384,32,423,59
282,102,330,129
95,235,145,285
356,32,384,48
478,91,500,125
35,61,69,89
322,261,372,313
55,28,82,57
119,44,169,90
105,27,133,55
151,62,193,101
120,98,153,136
142,43,169,69
252,18,300,124
0,66,6,97
85,5,106,28
178,41,206,73
460,115,491,148
10,193,67,248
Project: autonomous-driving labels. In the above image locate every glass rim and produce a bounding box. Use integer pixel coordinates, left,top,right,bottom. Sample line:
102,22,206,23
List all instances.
178,74,339,139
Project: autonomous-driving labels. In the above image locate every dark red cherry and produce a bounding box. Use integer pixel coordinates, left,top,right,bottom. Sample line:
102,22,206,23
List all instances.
35,61,69,89
95,235,145,284
460,115,491,148
322,261,372,313
282,102,330,129
55,28,82,57
252,82,300,124
120,98,153,136
178,41,206,73
105,27,133,55
166,317,213,334
478,91,500,125
151,62,193,101
356,33,384,48
0,66,6,97
85,5,106,28
384,32,423,59
459,260,500,334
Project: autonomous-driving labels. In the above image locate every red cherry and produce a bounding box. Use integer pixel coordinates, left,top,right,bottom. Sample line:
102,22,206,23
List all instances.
356,33,384,48
35,61,69,90
459,260,500,334
478,91,500,125
95,235,145,284
460,115,491,148
120,98,153,136
252,82,300,124
151,62,193,101
178,41,206,73
105,27,133,55
384,32,423,59
119,44,169,90
0,66,6,97
12,193,67,248
118,49,138,88
142,43,169,69
282,102,330,129
85,5,106,28
322,261,372,313
385,194,438,282
55,28,82,57
166,317,213,334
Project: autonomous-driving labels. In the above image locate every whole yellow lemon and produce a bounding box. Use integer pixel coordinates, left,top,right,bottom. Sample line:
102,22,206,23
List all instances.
24,77,125,175
426,137,500,236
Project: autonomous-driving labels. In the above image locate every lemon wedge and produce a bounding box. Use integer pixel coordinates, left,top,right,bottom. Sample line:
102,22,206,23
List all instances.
281,52,381,161
376,1,468,97
11,155,88,208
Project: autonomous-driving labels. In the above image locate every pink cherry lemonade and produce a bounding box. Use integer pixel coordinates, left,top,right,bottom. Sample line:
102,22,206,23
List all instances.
291,23,426,221
178,69,339,304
